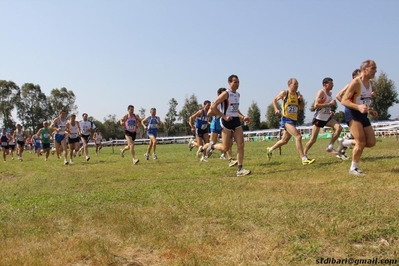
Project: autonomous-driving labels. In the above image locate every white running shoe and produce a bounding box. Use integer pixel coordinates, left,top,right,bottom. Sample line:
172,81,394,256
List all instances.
188,139,195,151
220,154,226,160
337,138,344,154
200,157,208,162
325,146,339,155
229,159,238,167
120,149,124,158
64,160,69,165
349,168,365,176
86,156,90,162
236,168,251,177
133,158,139,165
153,154,157,160
144,153,149,160
70,159,74,165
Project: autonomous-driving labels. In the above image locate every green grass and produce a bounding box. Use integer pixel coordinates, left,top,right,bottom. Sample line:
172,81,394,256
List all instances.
1,138,399,265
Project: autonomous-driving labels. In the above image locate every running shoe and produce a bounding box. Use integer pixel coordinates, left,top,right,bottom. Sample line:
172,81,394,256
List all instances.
302,158,315,165
236,169,251,176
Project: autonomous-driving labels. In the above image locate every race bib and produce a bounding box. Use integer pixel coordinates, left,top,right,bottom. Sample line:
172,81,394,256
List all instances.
70,133,78,138
287,105,298,114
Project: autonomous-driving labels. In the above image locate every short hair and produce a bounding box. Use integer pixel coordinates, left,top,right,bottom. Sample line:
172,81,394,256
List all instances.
322,77,333,85
287,78,297,86
352,69,361,79
127,105,134,110
228,74,238,83
217,87,227,95
82,113,88,117
60,110,66,114
203,100,211,106
70,114,76,117
360,60,373,70
150,108,156,112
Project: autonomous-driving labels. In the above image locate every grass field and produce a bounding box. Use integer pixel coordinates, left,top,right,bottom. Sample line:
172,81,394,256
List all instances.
1,137,399,266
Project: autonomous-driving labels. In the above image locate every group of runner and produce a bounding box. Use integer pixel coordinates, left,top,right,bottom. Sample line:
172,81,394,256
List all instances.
1,112,104,164
1,59,378,176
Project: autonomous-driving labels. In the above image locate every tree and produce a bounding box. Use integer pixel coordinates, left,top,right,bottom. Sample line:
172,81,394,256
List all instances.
164,98,178,136
178,94,200,135
0,80,20,128
371,71,398,121
332,111,346,123
266,103,281,129
15,83,49,132
247,101,261,130
48,87,77,118
102,114,124,139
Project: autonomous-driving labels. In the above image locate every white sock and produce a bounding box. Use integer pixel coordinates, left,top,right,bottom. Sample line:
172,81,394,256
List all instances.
351,162,358,170
269,147,273,153
302,156,307,161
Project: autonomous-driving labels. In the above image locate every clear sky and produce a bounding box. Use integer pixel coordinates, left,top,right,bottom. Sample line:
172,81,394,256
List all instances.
1,0,399,124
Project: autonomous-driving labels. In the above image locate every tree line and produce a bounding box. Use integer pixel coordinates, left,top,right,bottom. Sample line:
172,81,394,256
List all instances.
1,72,397,140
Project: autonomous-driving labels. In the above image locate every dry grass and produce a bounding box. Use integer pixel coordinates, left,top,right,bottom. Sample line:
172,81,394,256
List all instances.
1,137,399,265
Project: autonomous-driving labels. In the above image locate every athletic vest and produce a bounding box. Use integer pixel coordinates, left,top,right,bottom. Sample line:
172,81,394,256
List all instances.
69,122,79,138
125,114,137,133
147,116,159,130
352,77,372,107
314,89,332,121
282,90,299,121
195,110,209,130
40,128,51,144
223,90,240,117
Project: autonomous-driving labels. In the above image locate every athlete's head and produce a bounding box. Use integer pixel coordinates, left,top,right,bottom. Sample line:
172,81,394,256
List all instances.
203,100,211,111
60,110,67,119
360,60,377,79
352,69,361,79
43,121,49,127
150,108,156,116
322,77,334,90
228,75,239,91
287,78,299,91
70,114,76,121
217,87,227,95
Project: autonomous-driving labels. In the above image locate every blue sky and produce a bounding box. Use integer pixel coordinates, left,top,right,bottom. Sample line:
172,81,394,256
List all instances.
1,0,399,124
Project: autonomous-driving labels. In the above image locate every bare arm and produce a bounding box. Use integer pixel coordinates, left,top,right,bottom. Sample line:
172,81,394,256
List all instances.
335,85,349,103
141,117,149,129
208,91,229,119
189,110,202,129
273,90,286,116
341,80,368,113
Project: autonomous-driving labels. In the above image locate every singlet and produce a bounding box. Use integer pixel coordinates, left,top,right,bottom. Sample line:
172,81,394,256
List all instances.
351,77,372,107
16,130,25,142
80,120,95,135
95,133,102,144
125,114,137,133
222,90,240,117
195,110,210,130
8,133,15,145
69,122,79,139
1,134,8,146
282,90,299,121
314,89,332,121
147,116,159,131
57,118,67,135
40,128,51,144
